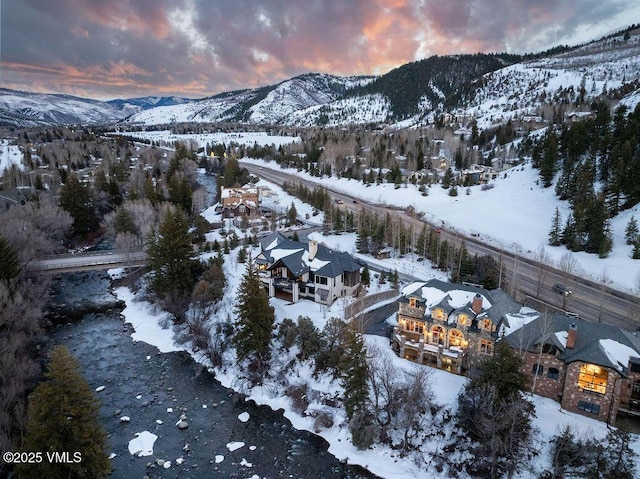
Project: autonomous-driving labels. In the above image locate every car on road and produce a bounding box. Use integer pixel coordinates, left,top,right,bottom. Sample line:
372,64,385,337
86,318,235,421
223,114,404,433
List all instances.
552,283,572,295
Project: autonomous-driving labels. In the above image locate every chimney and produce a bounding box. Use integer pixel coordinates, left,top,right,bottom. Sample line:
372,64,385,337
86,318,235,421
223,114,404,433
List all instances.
309,240,318,261
472,293,483,315
566,323,577,349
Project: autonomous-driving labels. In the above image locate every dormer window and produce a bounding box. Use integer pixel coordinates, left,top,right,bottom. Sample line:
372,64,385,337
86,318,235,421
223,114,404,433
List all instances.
432,308,446,320
483,319,493,331
409,297,417,308
458,314,468,326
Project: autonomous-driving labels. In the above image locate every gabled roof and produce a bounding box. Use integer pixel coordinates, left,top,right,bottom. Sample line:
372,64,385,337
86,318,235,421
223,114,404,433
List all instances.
503,315,640,375
260,235,361,279
400,279,517,324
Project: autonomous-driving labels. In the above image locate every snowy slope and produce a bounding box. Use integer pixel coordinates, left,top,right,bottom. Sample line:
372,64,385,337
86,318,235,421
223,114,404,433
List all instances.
0,89,125,126
3,27,640,128
126,73,373,125
460,28,640,128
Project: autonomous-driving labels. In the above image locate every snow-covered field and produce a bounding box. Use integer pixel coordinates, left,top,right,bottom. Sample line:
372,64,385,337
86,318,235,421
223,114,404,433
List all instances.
114,127,640,292
0,139,23,173
113,129,301,150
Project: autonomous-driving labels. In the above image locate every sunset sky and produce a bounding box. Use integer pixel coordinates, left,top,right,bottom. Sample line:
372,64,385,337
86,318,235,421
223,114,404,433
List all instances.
2,0,639,100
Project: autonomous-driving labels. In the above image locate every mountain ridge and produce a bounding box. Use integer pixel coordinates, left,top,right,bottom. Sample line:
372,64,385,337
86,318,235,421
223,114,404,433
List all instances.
2,25,640,128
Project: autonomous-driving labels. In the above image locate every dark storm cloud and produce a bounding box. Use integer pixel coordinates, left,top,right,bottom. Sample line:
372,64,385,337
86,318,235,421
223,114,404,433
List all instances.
1,0,637,99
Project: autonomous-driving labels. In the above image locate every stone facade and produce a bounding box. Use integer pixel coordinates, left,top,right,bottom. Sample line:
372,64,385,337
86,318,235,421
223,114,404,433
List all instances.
394,286,501,375
560,362,618,423
521,351,565,400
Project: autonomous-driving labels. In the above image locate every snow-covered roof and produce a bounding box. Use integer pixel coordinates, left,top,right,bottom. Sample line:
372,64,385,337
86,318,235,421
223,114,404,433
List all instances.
400,279,516,324
504,315,640,375
260,236,360,278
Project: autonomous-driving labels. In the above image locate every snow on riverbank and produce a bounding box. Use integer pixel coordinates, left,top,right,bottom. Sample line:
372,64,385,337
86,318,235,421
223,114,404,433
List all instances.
108,236,640,479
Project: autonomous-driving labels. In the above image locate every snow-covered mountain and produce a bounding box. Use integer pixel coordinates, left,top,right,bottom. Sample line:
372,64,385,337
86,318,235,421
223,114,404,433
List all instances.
106,96,191,118
0,89,126,127
0,89,191,127
126,73,373,125
459,27,640,129
3,26,640,129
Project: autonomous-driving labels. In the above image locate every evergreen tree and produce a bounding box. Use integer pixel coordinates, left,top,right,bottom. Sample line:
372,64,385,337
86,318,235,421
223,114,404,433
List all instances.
145,208,197,318
341,328,368,421
633,239,640,259
0,235,19,283
391,269,399,289
112,206,137,235
233,259,275,376
287,202,298,226
360,263,370,287
59,175,99,237
473,340,529,399
549,207,562,246
17,346,110,479
237,245,247,263
625,216,639,245
291,230,300,242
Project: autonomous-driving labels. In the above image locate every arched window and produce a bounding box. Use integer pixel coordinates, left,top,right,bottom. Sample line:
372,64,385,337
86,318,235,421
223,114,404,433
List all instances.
448,329,464,348
547,367,559,380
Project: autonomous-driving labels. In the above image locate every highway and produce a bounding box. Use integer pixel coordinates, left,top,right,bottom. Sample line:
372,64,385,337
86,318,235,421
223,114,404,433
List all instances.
242,161,640,331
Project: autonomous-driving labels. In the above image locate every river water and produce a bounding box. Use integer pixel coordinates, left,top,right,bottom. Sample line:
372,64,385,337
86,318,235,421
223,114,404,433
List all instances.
49,271,374,479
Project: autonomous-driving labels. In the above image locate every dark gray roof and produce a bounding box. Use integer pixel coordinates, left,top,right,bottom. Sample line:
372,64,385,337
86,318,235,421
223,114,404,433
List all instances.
406,279,517,324
262,236,361,279
259,231,288,252
503,315,640,375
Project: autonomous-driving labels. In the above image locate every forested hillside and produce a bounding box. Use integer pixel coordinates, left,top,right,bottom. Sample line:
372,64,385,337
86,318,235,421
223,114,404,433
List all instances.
351,53,522,120
531,102,640,256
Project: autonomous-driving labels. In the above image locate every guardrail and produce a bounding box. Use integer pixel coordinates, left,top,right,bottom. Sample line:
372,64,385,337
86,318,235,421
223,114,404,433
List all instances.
28,252,148,272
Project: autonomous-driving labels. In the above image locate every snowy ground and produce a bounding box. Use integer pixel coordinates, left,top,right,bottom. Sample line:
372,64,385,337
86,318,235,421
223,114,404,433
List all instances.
240,157,640,294
114,129,300,150
109,225,640,479
0,139,23,173
115,128,640,294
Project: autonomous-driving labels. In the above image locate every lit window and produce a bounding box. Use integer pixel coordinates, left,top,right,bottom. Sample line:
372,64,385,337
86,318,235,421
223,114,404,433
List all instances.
578,400,600,415
483,319,493,331
578,364,608,395
480,339,493,355
431,326,444,345
405,320,424,334
448,329,463,348
409,297,417,308
532,364,544,376
458,314,467,326
432,308,446,320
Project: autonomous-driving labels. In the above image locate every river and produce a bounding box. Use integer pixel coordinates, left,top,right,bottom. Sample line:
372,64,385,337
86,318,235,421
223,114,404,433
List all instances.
49,271,375,479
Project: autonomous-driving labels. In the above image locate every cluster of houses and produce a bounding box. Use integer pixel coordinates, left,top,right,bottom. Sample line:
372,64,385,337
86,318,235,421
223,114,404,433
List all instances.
252,228,640,427
394,279,640,427
227,178,639,427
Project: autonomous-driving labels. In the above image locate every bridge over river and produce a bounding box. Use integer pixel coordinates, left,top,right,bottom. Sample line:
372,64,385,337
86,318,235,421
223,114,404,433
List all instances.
28,250,148,273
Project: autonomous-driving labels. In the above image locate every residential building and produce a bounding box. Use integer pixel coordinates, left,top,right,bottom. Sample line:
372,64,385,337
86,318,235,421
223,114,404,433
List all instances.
503,315,640,427
220,186,259,218
393,279,519,374
255,232,362,305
